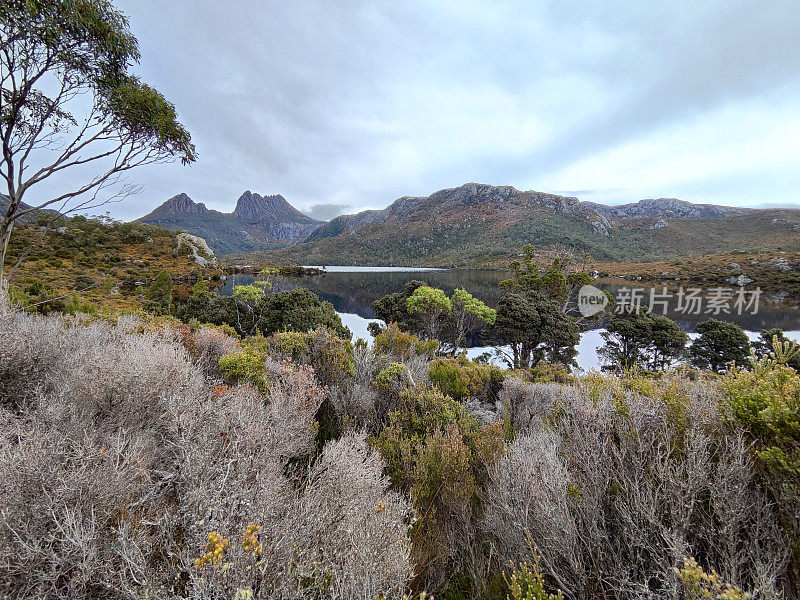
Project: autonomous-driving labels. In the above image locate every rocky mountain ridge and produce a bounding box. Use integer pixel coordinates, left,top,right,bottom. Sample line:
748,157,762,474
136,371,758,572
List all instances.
264,183,800,267
137,184,800,263
585,197,748,220
139,191,321,255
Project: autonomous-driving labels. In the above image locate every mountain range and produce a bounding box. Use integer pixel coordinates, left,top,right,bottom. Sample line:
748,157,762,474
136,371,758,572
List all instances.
138,184,800,267
139,191,321,255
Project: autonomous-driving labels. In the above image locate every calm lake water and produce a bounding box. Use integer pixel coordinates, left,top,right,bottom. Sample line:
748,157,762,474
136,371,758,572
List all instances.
220,267,800,371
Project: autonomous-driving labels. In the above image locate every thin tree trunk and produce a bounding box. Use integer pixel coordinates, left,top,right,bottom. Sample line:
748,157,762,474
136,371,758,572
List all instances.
1,186,21,277
0,218,13,277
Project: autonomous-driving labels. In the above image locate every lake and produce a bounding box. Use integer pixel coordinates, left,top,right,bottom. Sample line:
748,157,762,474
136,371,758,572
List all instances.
220,267,800,371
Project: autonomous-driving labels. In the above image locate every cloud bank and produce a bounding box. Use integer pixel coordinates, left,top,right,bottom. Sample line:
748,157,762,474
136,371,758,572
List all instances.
84,1,800,218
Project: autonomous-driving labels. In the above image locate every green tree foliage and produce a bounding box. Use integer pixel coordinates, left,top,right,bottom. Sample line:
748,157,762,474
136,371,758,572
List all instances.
690,319,750,373
648,314,689,370
599,308,687,371
0,0,195,271
404,285,496,354
231,281,271,301
494,292,579,369
176,278,234,325
446,288,497,354
374,283,495,355
407,285,452,341
177,286,349,340
143,270,172,315
499,244,593,312
372,280,426,334
257,288,348,339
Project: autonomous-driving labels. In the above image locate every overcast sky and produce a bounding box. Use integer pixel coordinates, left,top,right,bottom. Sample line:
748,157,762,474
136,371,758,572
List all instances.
104,0,800,220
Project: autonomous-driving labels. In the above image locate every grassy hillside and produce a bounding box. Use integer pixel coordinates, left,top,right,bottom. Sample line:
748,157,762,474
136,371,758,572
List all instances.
253,184,800,268
3,214,223,313
256,209,800,268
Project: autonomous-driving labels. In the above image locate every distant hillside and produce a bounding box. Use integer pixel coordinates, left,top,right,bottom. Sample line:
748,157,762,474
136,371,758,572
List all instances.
584,198,748,220
139,191,321,254
0,194,62,222
261,183,800,267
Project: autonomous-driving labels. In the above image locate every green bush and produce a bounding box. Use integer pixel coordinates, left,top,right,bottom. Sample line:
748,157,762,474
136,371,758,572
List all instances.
374,322,438,359
373,362,411,396
268,327,354,388
429,356,505,402
63,295,98,316
218,336,271,393
143,270,173,315
73,274,95,291
374,387,506,586
724,340,800,562
505,557,564,600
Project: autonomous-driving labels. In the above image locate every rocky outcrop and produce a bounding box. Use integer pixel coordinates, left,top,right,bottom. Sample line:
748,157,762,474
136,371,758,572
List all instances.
175,232,217,267
768,257,792,272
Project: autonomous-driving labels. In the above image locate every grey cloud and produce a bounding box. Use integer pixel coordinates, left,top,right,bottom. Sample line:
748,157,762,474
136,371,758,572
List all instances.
303,203,352,221
57,1,800,219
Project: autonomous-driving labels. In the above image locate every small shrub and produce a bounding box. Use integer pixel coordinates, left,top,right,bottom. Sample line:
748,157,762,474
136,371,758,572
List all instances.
218,338,270,393
675,557,748,600
267,327,354,387
375,322,439,359
429,356,505,402
144,270,173,315
505,556,564,600
373,362,413,397
73,274,95,291
374,387,506,589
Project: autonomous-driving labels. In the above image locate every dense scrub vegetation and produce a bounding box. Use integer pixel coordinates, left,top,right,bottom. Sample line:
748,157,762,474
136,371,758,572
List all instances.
3,214,222,313
2,282,799,599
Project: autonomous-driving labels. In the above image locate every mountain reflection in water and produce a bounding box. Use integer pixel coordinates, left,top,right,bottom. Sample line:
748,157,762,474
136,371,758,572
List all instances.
220,267,800,334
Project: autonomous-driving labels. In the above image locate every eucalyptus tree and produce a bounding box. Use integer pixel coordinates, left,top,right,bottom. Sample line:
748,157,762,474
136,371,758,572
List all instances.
0,0,196,273
499,243,594,315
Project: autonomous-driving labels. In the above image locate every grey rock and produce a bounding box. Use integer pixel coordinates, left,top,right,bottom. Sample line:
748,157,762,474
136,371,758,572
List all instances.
768,257,792,272
727,274,754,286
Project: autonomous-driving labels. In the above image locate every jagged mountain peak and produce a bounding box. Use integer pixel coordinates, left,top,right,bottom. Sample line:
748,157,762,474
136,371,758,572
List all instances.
232,190,317,224
145,193,208,216
139,190,321,254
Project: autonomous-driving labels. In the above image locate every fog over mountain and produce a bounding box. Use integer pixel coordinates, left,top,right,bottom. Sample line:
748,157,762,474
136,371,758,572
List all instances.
30,1,800,220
